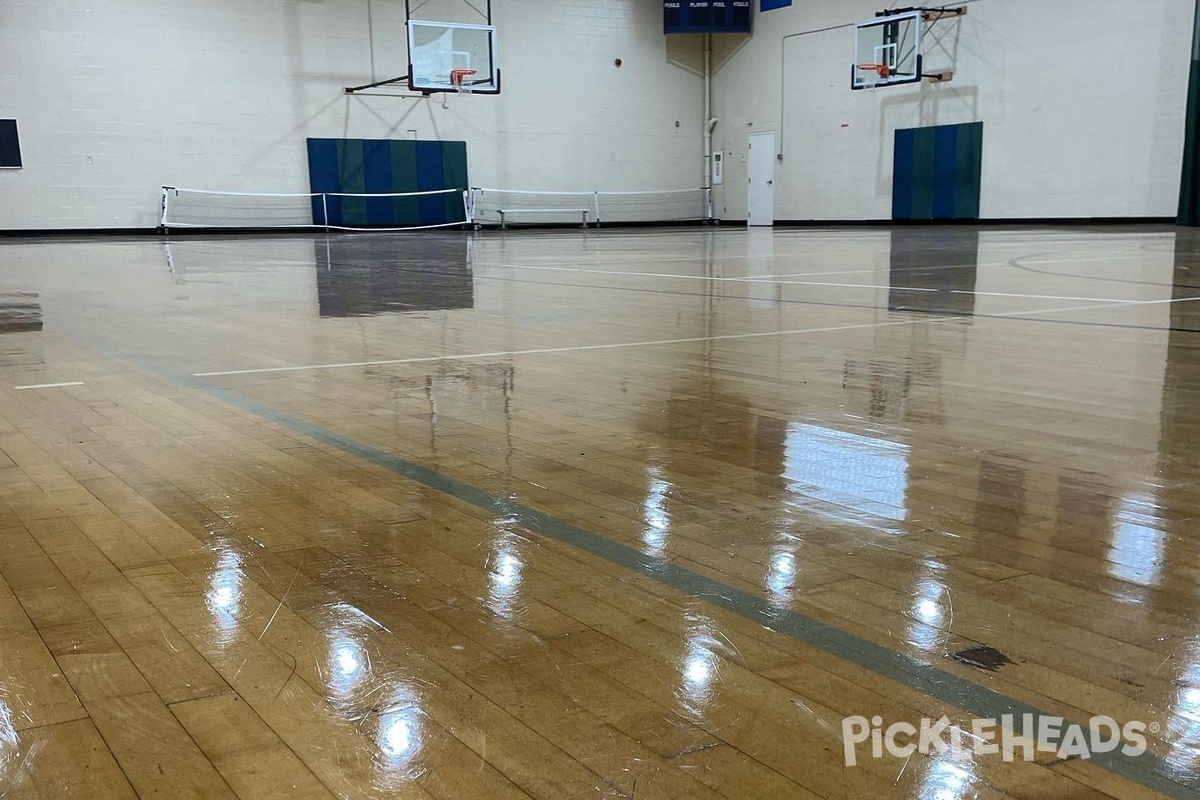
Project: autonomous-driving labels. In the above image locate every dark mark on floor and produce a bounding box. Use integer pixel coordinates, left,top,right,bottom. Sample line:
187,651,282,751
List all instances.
952,645,1016,672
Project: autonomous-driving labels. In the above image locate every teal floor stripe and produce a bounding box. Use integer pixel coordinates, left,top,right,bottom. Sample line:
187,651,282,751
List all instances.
195,379,1195,799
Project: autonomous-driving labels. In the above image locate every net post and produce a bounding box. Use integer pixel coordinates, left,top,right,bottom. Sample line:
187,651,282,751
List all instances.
321,193,330,232
159,187,171,233
705,187,714,222
593,192,601,228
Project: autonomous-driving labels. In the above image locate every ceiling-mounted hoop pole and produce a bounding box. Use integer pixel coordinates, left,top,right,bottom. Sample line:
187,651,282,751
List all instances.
404,0,492,23
486,0,495,90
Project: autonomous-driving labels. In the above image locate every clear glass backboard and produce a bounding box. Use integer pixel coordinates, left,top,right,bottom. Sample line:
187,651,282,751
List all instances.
408,21,500,94
853,10,922,90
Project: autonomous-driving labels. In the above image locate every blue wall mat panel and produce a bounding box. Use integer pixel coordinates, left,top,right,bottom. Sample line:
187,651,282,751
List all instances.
931,124,959,219
0,120,20,168
892,128,917,221
306,138,468,227
306,138,340,225
337,139,368,226
415,141,447,225
892,122,983,221
362,140,396,226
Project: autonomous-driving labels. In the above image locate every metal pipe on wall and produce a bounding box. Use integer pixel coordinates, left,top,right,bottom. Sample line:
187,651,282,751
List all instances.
704,33,713,190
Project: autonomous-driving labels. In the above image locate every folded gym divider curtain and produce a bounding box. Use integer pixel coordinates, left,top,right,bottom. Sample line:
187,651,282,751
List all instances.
1178,0,1200,226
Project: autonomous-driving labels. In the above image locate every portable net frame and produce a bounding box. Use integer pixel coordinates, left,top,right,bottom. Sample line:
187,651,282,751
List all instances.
159,187,470,232
467,187,714,228
160,185,716,231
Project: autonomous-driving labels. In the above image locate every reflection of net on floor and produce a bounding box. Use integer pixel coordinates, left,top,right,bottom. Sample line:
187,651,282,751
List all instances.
842,359,912,423
468,187,712,227
408,363,517,431
431,363,514,415
160,187,469,231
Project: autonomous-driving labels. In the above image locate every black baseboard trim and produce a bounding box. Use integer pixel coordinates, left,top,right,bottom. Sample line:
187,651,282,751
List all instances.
476,220,718,231
1,221,721,238
0,227,161,238
0,217,1179,238
772,217,1176,227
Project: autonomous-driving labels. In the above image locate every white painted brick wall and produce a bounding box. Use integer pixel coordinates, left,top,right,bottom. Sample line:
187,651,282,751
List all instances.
713,0,1193,221
0,0,704,229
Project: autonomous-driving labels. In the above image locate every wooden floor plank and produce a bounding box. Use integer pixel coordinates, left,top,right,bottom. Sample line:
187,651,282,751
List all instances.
0,718,137,799
55,648,238,799
169,693,336,800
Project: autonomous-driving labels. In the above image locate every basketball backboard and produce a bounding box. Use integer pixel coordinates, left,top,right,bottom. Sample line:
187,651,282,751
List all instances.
408,21,500,94
852,10,922,90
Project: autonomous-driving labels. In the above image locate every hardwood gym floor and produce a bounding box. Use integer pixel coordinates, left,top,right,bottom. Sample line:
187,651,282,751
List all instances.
0,226,1197,799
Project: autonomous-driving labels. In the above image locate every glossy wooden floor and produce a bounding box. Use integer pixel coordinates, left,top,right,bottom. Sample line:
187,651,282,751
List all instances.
0,226,1198,799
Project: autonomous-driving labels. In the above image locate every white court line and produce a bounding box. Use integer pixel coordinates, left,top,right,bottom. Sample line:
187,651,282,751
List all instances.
1019,254,1157,265
13,381,84,390
741,270,874,280
479,263,939,292
470,246,891,267
478,262,1145,301
990,295,1200,318
194,295,1200,380
475,263,879,281
194,318,950,378
949,289,1134,303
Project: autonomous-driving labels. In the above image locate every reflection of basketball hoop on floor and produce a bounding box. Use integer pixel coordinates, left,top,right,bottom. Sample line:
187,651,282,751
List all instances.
450,69,477,94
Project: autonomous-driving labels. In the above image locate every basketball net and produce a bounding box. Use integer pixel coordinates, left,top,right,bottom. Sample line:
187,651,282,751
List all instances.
450,69,477,96
855,63,893,89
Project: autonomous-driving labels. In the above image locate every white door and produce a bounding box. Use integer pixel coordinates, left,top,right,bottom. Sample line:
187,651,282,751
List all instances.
747,132,775,227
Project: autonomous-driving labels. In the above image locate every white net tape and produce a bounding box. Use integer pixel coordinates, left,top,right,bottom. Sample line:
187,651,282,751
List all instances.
468,188,712,227
161,187,469,231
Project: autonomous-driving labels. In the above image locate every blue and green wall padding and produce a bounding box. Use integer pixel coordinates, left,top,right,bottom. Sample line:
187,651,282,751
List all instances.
306,138,468,227
893,121,983,221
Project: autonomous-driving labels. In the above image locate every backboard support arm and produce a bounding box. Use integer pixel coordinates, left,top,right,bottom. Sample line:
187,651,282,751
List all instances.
345,74,412,94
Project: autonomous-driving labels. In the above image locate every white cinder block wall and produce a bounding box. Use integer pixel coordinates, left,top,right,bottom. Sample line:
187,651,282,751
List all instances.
712,0,1194,221
0,0,704,229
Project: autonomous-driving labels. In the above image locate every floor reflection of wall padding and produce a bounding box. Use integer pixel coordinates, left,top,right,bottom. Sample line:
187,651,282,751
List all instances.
888,228,979,316
314,236,473,318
